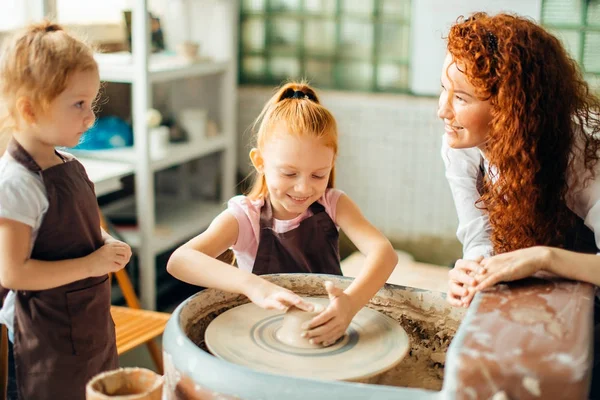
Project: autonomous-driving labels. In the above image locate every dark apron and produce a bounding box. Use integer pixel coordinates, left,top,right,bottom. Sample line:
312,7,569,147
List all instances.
252,199,343,276
6,139,118,400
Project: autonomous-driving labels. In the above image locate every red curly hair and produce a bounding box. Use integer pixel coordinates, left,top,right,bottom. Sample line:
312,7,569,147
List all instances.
447,12,600,254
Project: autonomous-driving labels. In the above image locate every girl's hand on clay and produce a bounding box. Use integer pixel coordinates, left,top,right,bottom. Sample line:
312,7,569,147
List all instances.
447,256,482,308
87,241,132,277
302,281,355,346
245,277,314,312
474,247,548,291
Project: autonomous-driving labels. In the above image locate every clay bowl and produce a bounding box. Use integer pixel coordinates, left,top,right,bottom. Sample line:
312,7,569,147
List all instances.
86,367,163,400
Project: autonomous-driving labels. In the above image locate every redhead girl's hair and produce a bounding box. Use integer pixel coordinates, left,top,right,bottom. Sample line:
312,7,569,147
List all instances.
0,20,98,151
447,12,600,253
247,81,339,200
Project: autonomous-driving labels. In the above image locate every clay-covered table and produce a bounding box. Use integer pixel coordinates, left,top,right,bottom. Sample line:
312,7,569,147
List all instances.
445,277,594,400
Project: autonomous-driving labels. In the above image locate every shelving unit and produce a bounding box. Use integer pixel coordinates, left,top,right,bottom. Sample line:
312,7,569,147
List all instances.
72,134,230,173
78,158,135,197
94,52,232,83
75,0,239,310
101,195,225,255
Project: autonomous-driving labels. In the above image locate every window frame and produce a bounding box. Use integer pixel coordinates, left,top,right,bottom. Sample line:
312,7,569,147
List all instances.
238,0,412,94
0,0,125,46
541,0,600,90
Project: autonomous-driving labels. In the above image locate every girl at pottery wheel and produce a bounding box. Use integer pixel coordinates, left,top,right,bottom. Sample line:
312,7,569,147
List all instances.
0,21,132,399
167,81,398,347
438,12,600,397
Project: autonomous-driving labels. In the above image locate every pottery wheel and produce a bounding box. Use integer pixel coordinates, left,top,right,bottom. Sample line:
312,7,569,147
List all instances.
204,297,410,381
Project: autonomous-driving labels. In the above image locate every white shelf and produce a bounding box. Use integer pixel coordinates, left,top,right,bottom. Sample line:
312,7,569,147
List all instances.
87,0,240,310
78,158,134,197
95,52,230,83
102,195,225,255
70,135,229,172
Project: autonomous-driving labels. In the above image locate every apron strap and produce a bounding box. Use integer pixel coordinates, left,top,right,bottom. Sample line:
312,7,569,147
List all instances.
476,156,486,196
7,139,42,173
308,201,326,214
259,197,273,230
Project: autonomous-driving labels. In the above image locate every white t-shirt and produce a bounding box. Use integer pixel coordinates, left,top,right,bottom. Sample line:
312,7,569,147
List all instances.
0,152,49,332
441,133,600,259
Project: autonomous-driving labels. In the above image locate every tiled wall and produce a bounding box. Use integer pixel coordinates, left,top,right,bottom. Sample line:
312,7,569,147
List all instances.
237,87,462,264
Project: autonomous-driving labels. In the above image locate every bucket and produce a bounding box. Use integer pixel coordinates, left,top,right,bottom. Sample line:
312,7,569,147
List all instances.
86,367,163,400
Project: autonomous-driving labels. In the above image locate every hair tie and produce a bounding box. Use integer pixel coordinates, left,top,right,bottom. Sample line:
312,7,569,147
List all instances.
31,22,61,34
281,88,317,102
291,90,307,99
45,24,60,33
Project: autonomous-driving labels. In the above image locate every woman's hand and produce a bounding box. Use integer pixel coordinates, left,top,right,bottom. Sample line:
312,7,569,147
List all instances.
303,281,356,346
447,256,483,308
244,277,314,312
474,246,550,291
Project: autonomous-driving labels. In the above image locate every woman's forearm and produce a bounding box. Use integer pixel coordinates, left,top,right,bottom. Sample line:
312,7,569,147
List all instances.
546,247,600,286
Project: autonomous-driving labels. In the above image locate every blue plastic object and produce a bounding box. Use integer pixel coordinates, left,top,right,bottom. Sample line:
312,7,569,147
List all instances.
73,116,133,150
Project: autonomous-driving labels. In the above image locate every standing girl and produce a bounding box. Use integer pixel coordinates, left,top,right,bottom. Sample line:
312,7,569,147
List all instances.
0,21,132,399
167,82,398,347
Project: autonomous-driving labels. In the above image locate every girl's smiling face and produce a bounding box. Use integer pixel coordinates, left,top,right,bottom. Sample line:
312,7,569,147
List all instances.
251,124,334,220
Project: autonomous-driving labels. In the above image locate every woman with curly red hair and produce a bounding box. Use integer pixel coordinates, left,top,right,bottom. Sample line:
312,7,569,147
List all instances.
439,12,600,307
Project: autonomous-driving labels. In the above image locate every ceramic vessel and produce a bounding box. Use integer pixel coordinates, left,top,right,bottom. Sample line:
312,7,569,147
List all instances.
176,41,200,61
276,302,324,348
86,367,163,400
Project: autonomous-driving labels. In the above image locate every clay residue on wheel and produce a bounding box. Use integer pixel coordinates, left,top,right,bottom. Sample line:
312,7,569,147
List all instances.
180,274,464,391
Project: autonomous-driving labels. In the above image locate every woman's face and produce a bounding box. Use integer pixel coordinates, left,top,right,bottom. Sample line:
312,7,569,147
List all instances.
438,53,493,150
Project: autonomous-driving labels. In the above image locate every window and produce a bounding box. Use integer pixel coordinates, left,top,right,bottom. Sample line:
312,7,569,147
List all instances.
542,0,600,91
0,1,37,31
239,0,412,93
56,0,130,24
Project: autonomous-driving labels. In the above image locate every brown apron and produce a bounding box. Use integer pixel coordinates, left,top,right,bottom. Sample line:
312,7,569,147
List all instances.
6,139,118,400
252,199,343,276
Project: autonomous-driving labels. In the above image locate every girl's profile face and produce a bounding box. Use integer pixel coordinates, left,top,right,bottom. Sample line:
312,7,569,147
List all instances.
253,125,334,220
438,53,493,150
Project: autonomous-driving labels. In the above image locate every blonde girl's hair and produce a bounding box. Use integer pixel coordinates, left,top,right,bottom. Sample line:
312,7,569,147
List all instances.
0,20,98,153
247,81,339,200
